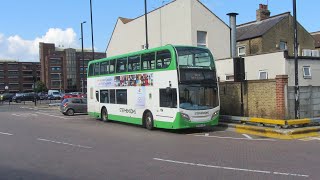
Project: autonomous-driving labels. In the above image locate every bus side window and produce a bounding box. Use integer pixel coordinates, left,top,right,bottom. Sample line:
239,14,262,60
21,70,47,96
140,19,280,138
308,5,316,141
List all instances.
159,88,177,108
128,55,141,72
94,63,100,76
141,52,155,70
100,61,109,75
100,90,109,103
95,90,99,102
116,57,127,73
156,50,171,69
110,60,115,74
109,89,115,104
88,64,94,76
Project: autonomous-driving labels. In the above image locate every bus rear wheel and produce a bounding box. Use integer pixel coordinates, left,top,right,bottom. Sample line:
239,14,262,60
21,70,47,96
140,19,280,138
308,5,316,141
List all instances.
101,107,109,122
144,111,154,130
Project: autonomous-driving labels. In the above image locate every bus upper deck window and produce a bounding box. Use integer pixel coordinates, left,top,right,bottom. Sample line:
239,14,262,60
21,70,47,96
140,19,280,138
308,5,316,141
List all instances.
141,52,155,70
156,50,171,69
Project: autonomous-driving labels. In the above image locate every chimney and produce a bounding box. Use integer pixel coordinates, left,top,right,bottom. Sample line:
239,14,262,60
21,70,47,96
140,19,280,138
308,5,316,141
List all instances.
227,13,238,58
256,4,270,21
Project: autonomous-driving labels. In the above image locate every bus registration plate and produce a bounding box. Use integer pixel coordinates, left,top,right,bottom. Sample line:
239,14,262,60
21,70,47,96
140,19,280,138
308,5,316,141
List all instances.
196,124,206,127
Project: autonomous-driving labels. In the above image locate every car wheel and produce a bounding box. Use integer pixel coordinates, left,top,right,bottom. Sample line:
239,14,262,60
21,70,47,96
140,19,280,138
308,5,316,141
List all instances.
101,107,109,122
66,109,75,116
144,111,154,130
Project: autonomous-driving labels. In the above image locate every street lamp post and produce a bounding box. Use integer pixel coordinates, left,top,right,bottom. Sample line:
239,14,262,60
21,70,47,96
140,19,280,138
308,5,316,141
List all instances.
58,73,62,93
81,21,86,94
90,0,95,60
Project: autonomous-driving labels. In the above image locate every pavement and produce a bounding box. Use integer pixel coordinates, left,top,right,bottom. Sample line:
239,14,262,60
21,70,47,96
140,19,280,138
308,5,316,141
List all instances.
0,104,319,179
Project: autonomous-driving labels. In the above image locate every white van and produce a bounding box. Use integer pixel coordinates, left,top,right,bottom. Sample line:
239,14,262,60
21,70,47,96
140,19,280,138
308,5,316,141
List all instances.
48,90,61,100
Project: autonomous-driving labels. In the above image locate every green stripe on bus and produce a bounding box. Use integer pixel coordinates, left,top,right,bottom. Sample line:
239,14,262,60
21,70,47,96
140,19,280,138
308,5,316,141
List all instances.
88,111,219,129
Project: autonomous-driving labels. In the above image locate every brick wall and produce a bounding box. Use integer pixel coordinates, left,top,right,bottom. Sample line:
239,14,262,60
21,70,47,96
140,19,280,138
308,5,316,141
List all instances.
219,76,288,119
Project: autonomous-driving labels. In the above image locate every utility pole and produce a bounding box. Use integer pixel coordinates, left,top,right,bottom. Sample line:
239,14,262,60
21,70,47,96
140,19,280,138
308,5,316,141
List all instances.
144,0,149,49
293,0,300,119
90,0,95,60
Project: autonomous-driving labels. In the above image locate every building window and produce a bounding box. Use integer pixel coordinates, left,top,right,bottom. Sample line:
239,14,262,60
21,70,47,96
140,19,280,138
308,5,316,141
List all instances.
237,46,246,56
303,66,311,79
259,71,268,80
279,41,287,50
225,74,234,81
197,31,207,47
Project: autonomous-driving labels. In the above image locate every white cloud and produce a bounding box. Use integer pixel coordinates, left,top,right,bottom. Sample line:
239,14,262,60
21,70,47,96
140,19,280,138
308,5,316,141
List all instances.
0,28,79,62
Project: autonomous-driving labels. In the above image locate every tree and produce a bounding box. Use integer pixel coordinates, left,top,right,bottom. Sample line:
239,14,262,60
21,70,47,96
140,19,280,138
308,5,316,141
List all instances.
34,81,48,93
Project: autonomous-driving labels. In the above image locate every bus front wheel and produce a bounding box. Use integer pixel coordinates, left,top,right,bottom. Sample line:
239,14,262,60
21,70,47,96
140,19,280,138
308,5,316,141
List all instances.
144,111,154,130
101,107,109,122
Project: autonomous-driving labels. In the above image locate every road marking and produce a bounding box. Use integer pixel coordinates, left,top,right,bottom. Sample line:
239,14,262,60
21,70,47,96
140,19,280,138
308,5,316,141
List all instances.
12,113,38,117
242,134,253,139
0,132,13,136
190,134,276,141
37,138,92,149
35,112,69,119
299,136,320,141
153,158,309,178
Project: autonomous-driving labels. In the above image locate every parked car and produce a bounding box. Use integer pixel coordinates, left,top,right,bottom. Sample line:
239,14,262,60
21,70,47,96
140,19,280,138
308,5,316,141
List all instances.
61,92,86,101
60,98,87,116
48,91,61,100
38,92,48,100
12,93,39,103
0,93,15,102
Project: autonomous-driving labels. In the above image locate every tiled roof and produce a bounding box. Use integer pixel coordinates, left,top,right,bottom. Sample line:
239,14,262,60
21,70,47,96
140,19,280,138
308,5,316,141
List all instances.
311,32,320,48
119,17,133,24
237,12,290,41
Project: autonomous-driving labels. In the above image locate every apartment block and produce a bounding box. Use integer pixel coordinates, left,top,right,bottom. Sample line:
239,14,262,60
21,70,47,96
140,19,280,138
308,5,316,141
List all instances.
0,60,40,93
39,42,106,92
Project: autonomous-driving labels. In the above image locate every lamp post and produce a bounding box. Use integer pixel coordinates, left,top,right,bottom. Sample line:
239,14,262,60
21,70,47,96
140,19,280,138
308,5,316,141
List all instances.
293,0,300,119
81,21,86,94
90,0,95,60
144,0,149,49
58,73,62,93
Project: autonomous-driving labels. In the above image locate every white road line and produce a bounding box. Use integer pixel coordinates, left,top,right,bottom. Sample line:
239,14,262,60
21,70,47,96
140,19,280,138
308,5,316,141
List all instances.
0,132,13,136
35,112,69,119
242,134,253,139
310,137,320,140
12,114,21,117
190,134,276,141
153,158,309,178
37,138,92,149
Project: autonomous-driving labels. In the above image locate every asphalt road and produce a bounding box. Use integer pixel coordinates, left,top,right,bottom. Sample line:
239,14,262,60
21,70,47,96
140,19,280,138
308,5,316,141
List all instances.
0,103,319,180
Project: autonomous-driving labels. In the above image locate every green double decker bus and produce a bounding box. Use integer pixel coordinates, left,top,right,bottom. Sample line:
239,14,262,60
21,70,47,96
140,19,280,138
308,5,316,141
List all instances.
87,45,220,130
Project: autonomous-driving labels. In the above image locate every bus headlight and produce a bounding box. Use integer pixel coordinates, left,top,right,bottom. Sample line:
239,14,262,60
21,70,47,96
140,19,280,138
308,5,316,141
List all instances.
211,110,219,120
181,113,190,121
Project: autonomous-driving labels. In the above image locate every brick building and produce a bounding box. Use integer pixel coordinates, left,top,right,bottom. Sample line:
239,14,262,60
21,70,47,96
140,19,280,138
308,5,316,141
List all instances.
236,4,315,57
0,60,40,93
39,42,106,92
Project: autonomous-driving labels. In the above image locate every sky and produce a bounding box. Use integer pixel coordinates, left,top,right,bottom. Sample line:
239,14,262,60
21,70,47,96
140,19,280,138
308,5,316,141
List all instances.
0,0,319,62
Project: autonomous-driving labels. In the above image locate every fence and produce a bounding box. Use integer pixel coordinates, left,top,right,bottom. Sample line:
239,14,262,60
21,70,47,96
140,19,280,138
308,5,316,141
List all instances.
287,86,320,118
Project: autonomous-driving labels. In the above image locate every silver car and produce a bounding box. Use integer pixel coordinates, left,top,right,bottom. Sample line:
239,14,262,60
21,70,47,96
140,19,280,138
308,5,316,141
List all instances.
60,98,87,116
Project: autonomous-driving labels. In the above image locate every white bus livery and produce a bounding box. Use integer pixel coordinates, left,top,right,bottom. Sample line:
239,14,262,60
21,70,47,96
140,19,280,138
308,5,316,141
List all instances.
87,45,220,130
